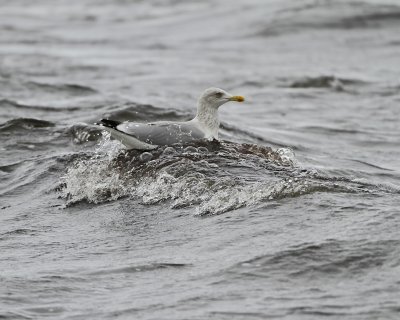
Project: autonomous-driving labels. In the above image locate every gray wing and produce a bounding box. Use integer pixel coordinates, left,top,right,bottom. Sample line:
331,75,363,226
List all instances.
116,121,205,146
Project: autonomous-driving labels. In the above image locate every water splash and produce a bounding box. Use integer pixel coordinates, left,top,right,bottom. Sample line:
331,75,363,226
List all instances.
61,132,126,204
60,139,370,215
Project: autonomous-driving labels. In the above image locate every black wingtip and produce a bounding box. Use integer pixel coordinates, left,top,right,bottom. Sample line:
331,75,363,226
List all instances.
95,119,121,129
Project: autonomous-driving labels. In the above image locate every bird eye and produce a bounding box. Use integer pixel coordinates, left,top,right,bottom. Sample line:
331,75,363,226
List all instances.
215,92,223,98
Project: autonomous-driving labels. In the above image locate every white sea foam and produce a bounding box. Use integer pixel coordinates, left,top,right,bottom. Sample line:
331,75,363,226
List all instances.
61,133,127,204
134,171,324,215
61,137,337,214
276,147,298,166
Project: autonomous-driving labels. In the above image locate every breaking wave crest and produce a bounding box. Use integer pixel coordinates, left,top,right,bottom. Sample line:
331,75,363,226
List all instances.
60,135,369,215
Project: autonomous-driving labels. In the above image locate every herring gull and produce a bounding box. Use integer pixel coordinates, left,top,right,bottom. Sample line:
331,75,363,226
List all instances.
96,87,245,150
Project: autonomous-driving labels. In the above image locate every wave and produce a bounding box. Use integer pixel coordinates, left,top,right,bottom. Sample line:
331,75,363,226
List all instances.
0,118,55,132
87,263,188,276
300,125,366,135
228,239,400,279
25,81,97,95
0,99,83,112
220,123,290,148
59,135,380,215
324,10,400,30
100,102,191,123
257,2,400,37
67,124,103,145
348,159,394,172
283,75,368,91
0,151,89,199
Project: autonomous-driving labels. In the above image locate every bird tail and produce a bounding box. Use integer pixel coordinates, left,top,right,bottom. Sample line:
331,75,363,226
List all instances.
95,118,156,150
95,119,121,129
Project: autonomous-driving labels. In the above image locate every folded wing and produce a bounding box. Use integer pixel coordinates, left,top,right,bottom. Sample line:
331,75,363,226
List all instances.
117,121,205,146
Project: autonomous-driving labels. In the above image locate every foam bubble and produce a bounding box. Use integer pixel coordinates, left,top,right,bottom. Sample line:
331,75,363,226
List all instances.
139,152,153,162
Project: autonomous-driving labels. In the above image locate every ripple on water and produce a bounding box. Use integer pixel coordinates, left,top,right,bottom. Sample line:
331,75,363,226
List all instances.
230,239,400,280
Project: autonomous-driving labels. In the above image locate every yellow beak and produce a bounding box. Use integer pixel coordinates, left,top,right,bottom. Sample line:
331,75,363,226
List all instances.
229,95,245,102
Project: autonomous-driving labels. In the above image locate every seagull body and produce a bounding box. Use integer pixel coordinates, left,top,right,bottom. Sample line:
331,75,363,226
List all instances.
96,88,244,150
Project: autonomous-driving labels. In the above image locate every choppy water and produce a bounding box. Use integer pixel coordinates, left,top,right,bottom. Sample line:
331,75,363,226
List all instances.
1,0,400,319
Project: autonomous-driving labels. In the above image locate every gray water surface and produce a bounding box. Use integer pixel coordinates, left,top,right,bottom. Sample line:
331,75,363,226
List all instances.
1,0,400,319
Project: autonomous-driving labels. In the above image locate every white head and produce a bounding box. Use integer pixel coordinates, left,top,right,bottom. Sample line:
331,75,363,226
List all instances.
198,87,245,109
194,87,245,139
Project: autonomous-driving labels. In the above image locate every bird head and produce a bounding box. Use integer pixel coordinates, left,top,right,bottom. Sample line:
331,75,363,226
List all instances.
198,87,245,109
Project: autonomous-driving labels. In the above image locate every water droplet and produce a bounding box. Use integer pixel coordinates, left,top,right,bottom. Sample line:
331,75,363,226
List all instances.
184,146,197,153
140,152,153,162
162,147,175,156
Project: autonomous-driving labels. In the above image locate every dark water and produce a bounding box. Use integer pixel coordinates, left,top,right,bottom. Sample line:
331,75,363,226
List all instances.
1,0,400,319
